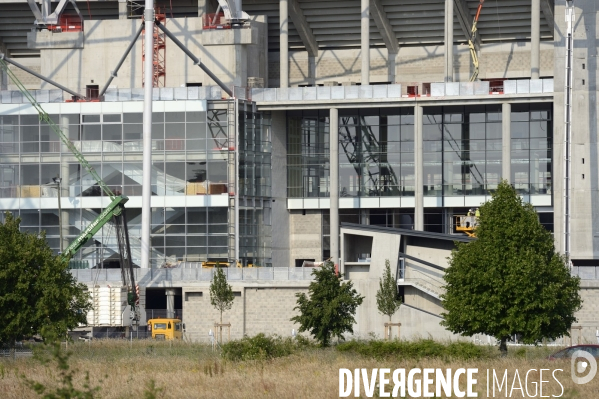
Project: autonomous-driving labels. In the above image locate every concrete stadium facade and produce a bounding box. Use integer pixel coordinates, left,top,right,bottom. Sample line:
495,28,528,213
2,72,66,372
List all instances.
1,0,598,342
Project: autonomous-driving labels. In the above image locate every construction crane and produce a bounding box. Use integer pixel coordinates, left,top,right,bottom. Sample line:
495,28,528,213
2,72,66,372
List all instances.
0,58,139,320
468,0,485,82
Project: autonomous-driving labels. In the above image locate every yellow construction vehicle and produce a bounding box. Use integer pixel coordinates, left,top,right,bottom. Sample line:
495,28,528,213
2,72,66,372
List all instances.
454,213,478,237
147,318,183,340
201,260,245,268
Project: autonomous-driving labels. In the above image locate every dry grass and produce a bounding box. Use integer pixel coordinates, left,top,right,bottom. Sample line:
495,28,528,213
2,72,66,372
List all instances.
1,340,598,398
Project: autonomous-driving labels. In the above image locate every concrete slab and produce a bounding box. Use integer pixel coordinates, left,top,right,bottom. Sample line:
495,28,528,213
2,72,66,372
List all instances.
359,85,373,99
373,85,387,99
474,81,490,95
446,82,459,96
317,86,331,100
543,78,554,93
187,86,199,100
303,87,317,100
504,80,517,94
530,79,543,93
459,82,474,96
27,31,84,49
388,84,402,98
517,80,530,94
431,83,445,97
174,87,188,100
118,89,132,101
288,87,302,101
159,88,174,101
331,86,345,99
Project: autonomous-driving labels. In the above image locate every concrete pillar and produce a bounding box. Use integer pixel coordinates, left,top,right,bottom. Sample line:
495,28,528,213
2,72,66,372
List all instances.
118,0,128,19
531,0,541,79
165,288,176,319
502,103,511,182
279,0,289,88
414,105,424,230
60,161,70,253
198,0,207,18
388,53,397,84
444,0,454,82
361,0,370,85
330,108,339,266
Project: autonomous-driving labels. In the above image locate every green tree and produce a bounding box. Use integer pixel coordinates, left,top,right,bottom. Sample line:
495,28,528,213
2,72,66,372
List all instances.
441,181,581,355
376,259,402,324
0,213,90,345
291,261,364,346
209,265,234,341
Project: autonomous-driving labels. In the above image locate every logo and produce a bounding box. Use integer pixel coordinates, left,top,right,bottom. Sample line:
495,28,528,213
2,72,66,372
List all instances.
571,350,597,385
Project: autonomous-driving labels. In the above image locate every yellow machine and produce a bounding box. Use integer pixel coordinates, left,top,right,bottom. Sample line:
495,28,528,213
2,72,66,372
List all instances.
147,318,183,340
454,215,477,237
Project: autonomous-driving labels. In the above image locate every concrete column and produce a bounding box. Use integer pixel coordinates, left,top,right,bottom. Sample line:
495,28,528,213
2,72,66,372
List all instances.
414,105,424,230
118,0,128,19
330,108,339,266
279,0,289,88
198,0,207,18
444,0,454,82
502,103,511,182
531,0,541,79
361,0,370,85
60,161,70,254
166,288,176,319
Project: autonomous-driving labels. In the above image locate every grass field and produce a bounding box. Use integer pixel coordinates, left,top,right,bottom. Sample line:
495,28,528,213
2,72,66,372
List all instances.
1,339,598,398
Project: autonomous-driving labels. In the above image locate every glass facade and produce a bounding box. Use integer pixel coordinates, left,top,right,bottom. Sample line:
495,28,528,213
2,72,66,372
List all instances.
0,101,272,268
287,104,552,199
287,108,415,198
511,103,553,194
424,104,502,196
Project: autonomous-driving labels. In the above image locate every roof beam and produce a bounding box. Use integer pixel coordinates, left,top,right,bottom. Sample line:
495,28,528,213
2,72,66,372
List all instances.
453,0,481,49
288,0,318,57
540,0,554,34
370,0,399,54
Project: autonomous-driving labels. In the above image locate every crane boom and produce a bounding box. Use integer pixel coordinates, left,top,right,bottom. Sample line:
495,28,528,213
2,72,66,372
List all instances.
468,0,484,82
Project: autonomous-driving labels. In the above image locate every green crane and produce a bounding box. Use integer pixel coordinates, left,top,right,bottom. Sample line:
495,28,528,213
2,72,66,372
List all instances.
0,58,139,313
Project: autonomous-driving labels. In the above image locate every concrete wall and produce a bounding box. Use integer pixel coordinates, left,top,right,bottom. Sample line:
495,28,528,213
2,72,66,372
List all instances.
270,111,290,267
289,209,322,267
37,17,267,93
268,42,555,87
182,283,309,342
553,0,599,259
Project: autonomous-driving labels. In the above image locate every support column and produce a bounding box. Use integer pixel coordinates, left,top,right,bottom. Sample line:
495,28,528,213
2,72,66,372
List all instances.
361,0,370,85
502,103,511,182
414,105,424,231
531,0,541,79
60,162,70,254
279,0,289,88
444,0,454,82
140,2,154,269
165,288,176,319
118,0,128,19
330,108,339,268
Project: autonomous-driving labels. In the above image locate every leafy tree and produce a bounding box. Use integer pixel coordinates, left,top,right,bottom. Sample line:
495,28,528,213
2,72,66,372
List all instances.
441,181,581,355
0,213,91,345
209,264,234,341
376,259,402,324
291,261,364,346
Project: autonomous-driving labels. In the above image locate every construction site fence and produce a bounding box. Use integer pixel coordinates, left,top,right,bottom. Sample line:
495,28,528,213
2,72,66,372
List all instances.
70,266,317,283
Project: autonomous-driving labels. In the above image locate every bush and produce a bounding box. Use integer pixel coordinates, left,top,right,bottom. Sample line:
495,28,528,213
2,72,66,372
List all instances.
336,339,492,361
221,333,313,361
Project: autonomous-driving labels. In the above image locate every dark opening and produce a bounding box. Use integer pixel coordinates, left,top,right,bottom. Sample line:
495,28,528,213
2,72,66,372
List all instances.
86,85,99,99
186,82,203,87
295,259,315,267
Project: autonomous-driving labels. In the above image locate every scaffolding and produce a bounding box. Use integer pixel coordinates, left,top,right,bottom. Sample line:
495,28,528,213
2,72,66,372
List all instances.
142,8,166,88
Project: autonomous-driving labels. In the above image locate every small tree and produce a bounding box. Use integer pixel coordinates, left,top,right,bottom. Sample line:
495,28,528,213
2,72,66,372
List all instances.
441,181,582,355
376,259,402,331
209,265,234,342
291,261,364,346
0,212,90,345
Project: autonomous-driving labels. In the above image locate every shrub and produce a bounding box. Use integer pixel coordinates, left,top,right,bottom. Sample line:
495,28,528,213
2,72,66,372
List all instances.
336,339,492,361
221,333,314,361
